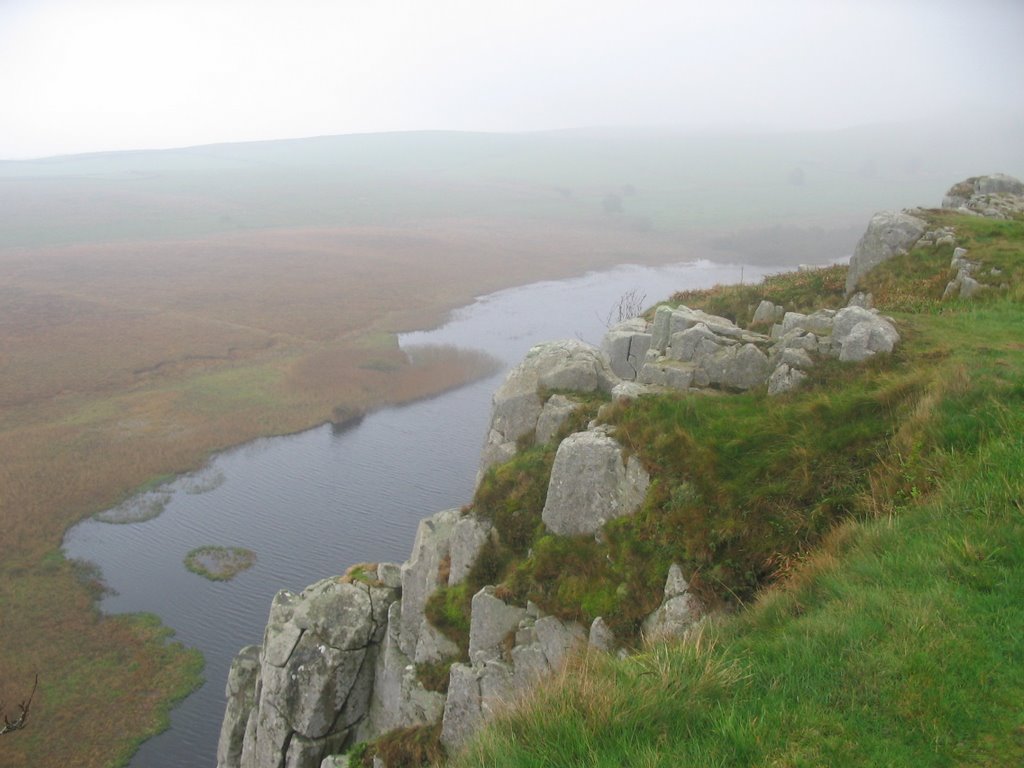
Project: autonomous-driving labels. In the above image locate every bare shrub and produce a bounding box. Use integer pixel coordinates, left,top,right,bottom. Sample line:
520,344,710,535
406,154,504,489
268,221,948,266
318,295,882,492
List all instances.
1,674,38,735
603,288,648,327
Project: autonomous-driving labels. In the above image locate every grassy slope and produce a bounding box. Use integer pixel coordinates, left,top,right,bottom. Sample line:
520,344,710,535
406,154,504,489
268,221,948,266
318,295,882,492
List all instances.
447,212,1024,766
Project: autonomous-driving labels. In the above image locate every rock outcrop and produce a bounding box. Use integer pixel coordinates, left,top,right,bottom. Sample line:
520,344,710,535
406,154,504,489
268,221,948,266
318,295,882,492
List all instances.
220,188,931,765
479,340,617,478
942,173,1024,219
642,564,703,642
542,427,649,536
216,569,400,768
440,596,587,752
845,211,927,295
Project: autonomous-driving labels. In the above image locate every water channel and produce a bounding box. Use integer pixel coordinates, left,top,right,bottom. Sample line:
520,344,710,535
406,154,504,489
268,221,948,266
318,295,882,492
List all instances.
63,258,781,766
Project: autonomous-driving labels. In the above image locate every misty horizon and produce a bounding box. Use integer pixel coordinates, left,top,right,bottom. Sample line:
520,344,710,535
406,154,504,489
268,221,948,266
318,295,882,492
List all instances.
2,0,1023,160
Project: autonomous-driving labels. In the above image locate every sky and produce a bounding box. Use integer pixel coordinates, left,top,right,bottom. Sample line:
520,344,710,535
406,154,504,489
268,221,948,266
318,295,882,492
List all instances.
1,0,1022,159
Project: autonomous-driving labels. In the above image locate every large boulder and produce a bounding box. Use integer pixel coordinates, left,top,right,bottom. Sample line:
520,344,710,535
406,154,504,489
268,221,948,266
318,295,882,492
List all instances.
699,343,772,391
846,211,927,294
217,573,400,768
542,428,650,537
943,174,1024,219
534,394,580,445
479,340,618,476
468,587,529,663
602,318,652,381
831,306,900,362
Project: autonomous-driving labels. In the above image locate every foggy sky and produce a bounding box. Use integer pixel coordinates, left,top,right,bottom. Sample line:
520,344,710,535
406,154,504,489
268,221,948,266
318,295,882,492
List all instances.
1,0,1022,160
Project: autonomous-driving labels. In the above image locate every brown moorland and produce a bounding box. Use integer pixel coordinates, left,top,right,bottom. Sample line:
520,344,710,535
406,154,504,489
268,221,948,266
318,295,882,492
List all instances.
0,218,685,767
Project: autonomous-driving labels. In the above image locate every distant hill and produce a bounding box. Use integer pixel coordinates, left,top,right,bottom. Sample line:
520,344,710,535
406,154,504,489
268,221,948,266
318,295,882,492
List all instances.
2,115,1022,250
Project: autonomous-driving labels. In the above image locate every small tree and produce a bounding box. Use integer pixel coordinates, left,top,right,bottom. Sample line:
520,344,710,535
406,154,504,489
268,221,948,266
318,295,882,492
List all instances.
603,288,647,327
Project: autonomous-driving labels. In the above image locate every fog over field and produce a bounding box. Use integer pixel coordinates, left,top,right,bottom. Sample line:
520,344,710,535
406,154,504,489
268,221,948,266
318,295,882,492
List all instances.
1,2,1023,767
1,1,1023,159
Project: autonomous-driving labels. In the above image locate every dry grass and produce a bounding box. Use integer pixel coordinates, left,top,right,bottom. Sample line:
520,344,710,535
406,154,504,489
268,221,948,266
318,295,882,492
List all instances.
0,219,679,767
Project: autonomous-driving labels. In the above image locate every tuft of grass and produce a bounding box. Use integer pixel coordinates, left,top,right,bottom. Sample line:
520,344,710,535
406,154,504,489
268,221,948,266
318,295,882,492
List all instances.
360,722,446,768
668,263,847,326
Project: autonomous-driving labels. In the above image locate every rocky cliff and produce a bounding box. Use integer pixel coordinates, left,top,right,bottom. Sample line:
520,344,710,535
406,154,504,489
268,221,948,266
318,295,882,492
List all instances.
216,174,1022,768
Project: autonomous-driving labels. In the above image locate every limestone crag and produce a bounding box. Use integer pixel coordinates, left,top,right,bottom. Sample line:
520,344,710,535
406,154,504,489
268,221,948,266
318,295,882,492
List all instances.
216,570,400,768
542,427,650,537
845,210,927,295
221,185,940,765
844,174,1024,297
478,339,618,479
942,173,1024,219
439,594,588,752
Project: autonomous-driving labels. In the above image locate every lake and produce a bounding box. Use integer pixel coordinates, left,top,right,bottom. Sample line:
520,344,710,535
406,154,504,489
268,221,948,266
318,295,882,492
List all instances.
63,257,781,767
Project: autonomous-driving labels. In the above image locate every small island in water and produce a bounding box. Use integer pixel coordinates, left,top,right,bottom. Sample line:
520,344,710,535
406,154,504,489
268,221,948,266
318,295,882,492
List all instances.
184,546,257,581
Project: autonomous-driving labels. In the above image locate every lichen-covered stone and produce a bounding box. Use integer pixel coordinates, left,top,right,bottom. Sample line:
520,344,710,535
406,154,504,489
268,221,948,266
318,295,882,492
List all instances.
534,394,579,445
479,340,618,476
469,587,528,663
399,508,462,664
217,645,262,768
846,210,927,294
448,517,491,587
832,306,900,362
542,429,649,537
602,318,652,380
642,564,702,642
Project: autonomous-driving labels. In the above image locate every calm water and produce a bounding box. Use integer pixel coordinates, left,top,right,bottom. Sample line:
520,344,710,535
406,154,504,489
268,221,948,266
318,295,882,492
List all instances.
63,258,778,767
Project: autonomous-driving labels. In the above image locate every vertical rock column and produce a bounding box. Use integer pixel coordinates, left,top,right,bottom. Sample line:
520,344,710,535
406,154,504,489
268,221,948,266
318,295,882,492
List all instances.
216,568,399,768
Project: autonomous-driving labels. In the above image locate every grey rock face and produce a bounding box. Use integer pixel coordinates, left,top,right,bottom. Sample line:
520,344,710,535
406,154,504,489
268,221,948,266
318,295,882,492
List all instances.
218,576,400,768
535,394,580,445
610,381,655,401
602,318,653,380
638,359,700,389
448,517,492,587
701,343,772,391
642,564,703,642
832,306,900,362
441,605,585,753
367,601,446,736
479,340,618,477
942,174,1024,219
588,617,617,653
217,645,262,768
845,210,927,294
976,173,1024,196
469,587,529,663
767,363,808,396
439,663,484,752
846,291,873,309
750,299,779,327
667,323,728,363
399,508,462,664
542,429,650,536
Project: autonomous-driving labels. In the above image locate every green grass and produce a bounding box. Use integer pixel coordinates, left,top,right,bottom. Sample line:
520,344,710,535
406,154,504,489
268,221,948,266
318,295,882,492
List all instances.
438,210,1024,766
667,262,848,326
457,403,1024,766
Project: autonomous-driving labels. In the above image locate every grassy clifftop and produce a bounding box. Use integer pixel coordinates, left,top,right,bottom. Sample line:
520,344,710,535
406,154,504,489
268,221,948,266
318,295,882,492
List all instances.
443,210,1024,766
